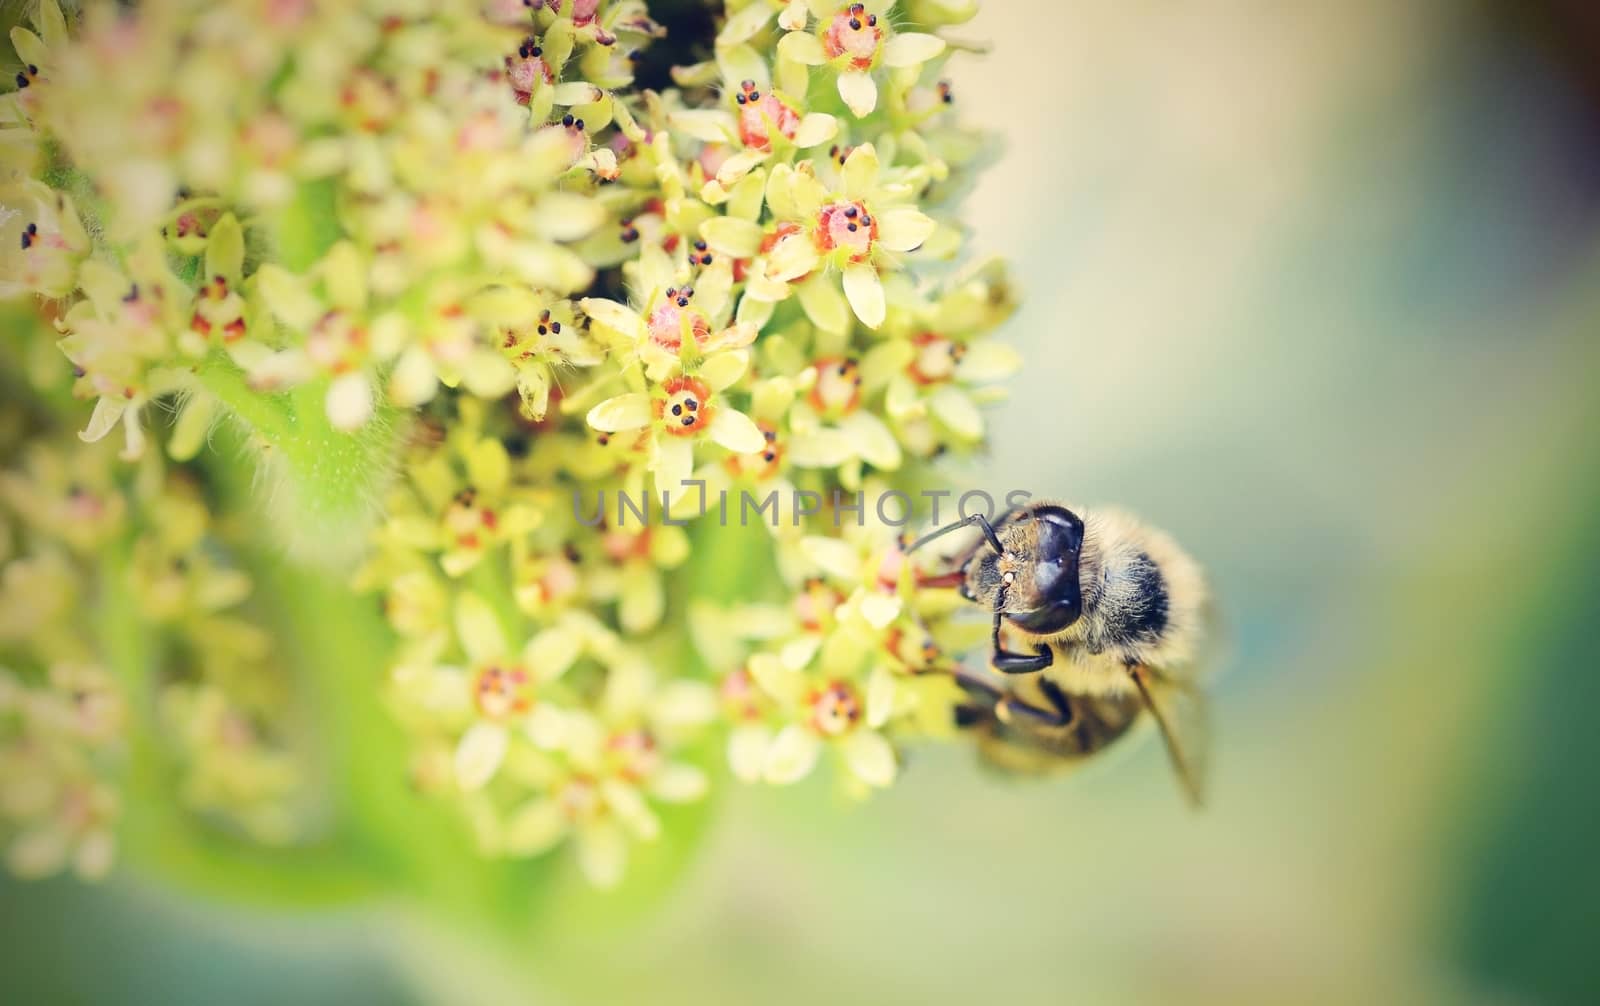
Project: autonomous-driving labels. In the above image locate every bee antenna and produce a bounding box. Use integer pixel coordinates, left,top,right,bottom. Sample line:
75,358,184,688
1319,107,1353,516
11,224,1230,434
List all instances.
906,513,1004,555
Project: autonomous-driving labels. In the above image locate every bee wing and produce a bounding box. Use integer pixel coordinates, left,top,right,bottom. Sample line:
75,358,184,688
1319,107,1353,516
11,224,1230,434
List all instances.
1129,664,1211,809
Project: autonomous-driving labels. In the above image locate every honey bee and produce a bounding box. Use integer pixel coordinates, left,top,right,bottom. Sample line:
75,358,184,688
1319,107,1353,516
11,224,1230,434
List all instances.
911,501,1214,806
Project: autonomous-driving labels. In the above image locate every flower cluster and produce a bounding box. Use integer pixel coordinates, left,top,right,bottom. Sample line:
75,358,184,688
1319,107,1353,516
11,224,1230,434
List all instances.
2,0,1021,890
0,415,298,877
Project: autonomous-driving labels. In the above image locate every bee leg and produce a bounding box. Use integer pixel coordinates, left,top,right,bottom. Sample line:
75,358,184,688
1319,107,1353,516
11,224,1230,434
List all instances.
953,703,989,728
990,612,1053,674
1038,678,1074,725
996,689,1072,727
993,646,1052,674
952,669,1003,701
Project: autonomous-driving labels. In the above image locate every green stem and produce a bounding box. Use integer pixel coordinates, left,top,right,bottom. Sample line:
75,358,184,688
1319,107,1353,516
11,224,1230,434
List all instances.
98,534,383,908
193,354,404,565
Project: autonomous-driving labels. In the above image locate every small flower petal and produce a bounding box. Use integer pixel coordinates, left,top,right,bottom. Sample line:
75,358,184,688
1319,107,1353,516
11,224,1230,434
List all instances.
748,651,806,703
778,30,828,66
576,820,628,888
79,398,126,444
955,341,1023,383
837,71,878,117
505,799,568,856
700,350,749,392
719,2,776,47
671,108,736,144
764,724,822,784
455,592,508,664
841,730,897,787
866,666,896,728
929,385,983,440
701,215,765,258
579,298,645,338
454,722,509,791
765,233,821,283
785,428,855,467
874,206,937,252
9,28,47,72
326,372,375,431
838,410,901,469
602,780,661,841
857,590,901,629
729,725,773,782
651,763,709,803
841,264,886,329
587,393,653,432
797,274,850,334
881,32,947,68
802,536,860,580
792,113,838,148
654,436,695,500
706,407,765,453
525,624,583,682
620,568,664,632
841,143,880,199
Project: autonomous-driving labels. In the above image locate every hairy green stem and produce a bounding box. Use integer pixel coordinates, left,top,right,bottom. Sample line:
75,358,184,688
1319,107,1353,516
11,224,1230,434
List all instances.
194,354,403,565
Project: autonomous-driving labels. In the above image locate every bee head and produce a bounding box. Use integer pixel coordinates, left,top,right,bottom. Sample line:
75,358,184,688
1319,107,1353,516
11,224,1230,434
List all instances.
962,506,1085,635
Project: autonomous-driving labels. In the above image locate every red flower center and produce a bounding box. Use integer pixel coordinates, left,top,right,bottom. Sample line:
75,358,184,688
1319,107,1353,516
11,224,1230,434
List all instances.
721,668,766,722
444,489,499,551
809,681,862,736
306,311,369,374
907,331,965,385
656,375,715,437
794,578,845,632
602,527,652,562
814,201,876,262
505,40,554,105
808,357,862,418
823,3,882,71
725,422,783,480
475,664,534,719
606,729,662,782
646,286,711,350
735,80,800,151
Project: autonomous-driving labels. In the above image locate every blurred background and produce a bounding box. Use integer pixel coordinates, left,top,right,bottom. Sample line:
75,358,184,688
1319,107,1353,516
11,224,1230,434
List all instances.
7,0,1600,1002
